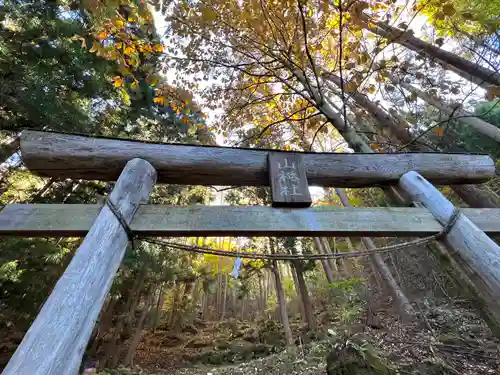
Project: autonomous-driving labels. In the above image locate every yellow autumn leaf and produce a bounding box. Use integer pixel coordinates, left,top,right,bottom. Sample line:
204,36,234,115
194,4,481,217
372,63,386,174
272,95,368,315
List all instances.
112,76,123,87
115,41,123,49
97,31,107,40
128,57,139,68
153,44,164,53
154,97,165,105
130,81,138,89
208,126,216,131
367,85,376,94
222,131,229,137
115,19,124,28
201,113,207,119
434,127,444,137
124,46,135,55
128,17,135,22
283,145,291,151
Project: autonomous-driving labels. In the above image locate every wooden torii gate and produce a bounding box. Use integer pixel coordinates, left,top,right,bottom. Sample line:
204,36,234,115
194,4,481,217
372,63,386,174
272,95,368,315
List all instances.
2,130,500,375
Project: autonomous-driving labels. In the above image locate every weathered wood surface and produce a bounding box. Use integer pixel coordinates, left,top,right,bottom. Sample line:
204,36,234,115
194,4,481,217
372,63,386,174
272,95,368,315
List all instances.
2,204,500,237
399,171,500,301
268,153,312,207
2,159,157,375
20,130,495,186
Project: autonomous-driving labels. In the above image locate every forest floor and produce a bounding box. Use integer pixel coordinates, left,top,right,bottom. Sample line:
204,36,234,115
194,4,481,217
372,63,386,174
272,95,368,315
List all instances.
102,296,500,375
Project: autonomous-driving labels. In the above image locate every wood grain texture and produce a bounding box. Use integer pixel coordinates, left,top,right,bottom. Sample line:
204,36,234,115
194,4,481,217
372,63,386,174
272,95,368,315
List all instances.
2,158,157,375
20,130,495,186
268,153,312,207
2,204,500,237
399,171,500,301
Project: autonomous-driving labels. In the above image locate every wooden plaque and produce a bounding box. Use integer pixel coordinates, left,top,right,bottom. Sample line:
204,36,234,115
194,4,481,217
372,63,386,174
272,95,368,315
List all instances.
268,153,312,207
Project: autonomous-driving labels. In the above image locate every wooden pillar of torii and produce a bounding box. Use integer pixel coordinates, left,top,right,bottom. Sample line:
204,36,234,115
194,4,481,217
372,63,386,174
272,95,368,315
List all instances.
2,130,500,374
3,158,157,375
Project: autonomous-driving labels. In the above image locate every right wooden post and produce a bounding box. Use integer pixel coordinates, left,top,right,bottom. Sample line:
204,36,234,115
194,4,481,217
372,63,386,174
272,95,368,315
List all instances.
399,171,500,300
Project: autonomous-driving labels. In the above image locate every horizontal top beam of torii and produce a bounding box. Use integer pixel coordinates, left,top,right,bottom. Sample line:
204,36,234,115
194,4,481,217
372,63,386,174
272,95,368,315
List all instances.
20,130,494,187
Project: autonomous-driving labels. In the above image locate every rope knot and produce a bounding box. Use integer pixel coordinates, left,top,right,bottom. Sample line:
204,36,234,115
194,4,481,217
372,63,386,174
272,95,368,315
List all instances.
106,198,136,247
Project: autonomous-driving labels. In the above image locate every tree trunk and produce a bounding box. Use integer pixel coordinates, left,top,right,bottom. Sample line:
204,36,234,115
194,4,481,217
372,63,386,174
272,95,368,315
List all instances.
326,74,500,209
177,281,195,328
451,184,499,208
230,287,237,318
221,265,228,320
343,236,382,329
154,282,166,330
62,179,83,203
293,77,413,317
99,269,147,370
123,285,156,367
269,239,293,344
314,237,335,283
190,279,201,323
388,72,500,142
0,135,19,164
217,257,223,319
202,281,210,320
32,178,56,201
324,74,429,151
110,281,146,369
321,237,339,273
293,71,372,152
291,259,315,330
258,273,266,316
335,188,415,318
88,295,119,358
362,18,500,88
290,265,301,296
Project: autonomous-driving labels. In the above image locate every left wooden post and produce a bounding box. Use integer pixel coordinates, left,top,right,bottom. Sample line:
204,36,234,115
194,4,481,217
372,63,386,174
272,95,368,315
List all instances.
3,158,157,375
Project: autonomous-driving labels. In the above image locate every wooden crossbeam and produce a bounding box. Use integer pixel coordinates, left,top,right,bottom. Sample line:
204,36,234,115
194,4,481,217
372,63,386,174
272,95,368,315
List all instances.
20,131,494,186
2,204,500,237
